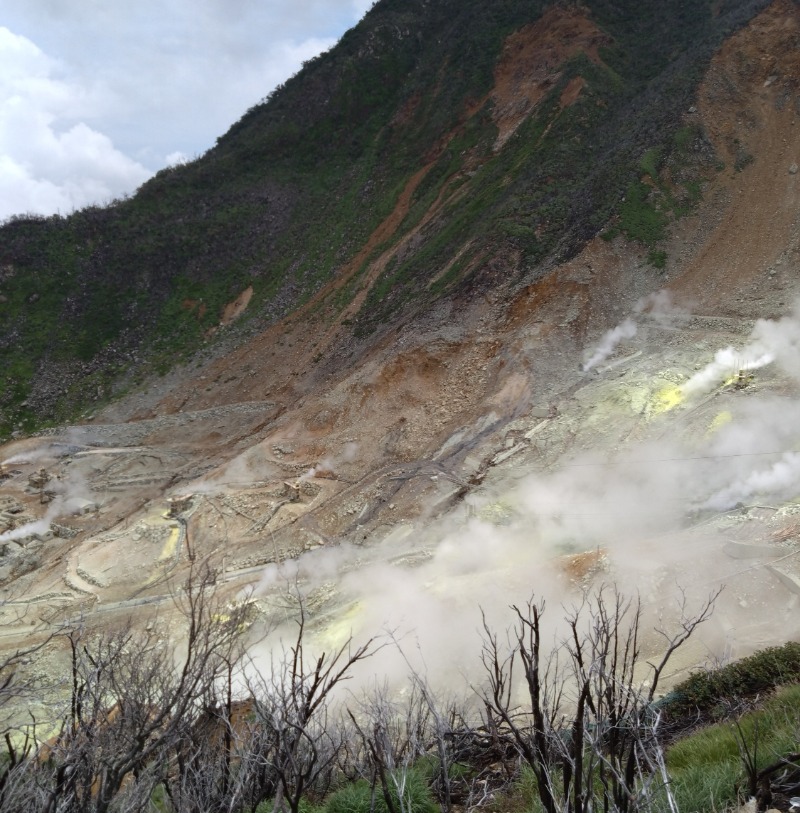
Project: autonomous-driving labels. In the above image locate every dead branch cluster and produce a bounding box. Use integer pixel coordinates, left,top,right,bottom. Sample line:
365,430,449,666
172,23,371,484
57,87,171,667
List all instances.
0,570,723,813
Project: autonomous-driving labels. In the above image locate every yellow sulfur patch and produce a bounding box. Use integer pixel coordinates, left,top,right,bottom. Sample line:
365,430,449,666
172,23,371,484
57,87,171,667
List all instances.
317,602,363,650
708,411,733,434
723,371,753,389
477,500,515,525
650,384,685,416
211,612,251,633
158,525,181,561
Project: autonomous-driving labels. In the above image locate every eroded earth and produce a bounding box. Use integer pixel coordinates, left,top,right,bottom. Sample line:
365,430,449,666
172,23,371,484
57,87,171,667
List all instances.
3,1,800,696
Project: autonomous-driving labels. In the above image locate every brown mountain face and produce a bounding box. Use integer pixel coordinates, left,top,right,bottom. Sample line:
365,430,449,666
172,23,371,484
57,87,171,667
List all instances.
490,6,612,148
672,0,800,307
1,1,800,697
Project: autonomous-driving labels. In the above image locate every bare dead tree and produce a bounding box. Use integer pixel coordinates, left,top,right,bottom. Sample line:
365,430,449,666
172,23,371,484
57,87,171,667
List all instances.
0,636,53,731
0,602,62,810
246,604,381,813
162,692,272,813
478,585,720,813
0,557,249,813
478,596,564,813
347,644,511,813
345,679,436,813
405,672,459,813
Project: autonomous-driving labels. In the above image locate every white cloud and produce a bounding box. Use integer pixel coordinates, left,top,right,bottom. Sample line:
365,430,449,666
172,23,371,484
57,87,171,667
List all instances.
351,0,376,17
0,0,372,218
164,151,190,167
0,26,151,219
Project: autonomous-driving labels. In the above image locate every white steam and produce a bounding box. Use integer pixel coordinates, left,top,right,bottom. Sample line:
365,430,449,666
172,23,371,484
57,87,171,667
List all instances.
251,434,733,682
3,446,59,467
704,451,800,511
299,442,359,481
681,346,775,398
751,301,800,379
246,298,800,682
633,289,688,323
183,445,282,495
0,490,88,544
682,301,800,398
582,319,637,372
0,517,51,543
582,290,686,372
8,295,800,690
0,458,91,543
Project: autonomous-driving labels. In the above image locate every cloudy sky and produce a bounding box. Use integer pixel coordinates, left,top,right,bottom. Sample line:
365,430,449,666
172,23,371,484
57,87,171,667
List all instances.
1,0,373,221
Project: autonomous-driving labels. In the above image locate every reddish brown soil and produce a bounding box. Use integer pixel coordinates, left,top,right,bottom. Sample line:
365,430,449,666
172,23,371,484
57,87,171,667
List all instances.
220,285,253,327
670,0,800,309
559,76,587,109
491,6,610,146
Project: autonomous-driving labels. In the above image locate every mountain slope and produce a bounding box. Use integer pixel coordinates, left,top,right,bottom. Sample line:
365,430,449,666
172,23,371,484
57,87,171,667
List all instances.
0,4,800,749
0,0,772,435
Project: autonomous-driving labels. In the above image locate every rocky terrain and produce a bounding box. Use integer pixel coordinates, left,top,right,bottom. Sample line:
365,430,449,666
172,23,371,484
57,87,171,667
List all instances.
1,1,800,698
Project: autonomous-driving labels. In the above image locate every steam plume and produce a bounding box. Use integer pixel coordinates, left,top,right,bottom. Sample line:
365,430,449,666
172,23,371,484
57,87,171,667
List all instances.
582,319,637,372
704,451,800,511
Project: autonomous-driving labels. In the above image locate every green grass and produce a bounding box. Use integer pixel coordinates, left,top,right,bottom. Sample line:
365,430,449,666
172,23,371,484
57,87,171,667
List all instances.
667,684,800,813
648,248,668,269
614,180,669,245
486,764,543,813
685,178,704,204
603,126,709,252
673,125,698,153
640,147,664,182
324,768,438,813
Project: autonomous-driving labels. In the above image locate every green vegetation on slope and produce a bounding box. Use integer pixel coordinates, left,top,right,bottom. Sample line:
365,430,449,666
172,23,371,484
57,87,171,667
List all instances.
661,641,800,730
666,684,800,813
0,0,773,432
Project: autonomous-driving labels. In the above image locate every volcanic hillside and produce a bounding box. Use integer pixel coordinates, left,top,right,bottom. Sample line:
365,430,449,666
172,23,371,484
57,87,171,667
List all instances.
0,0,773,432
0,0,800,662
1,0,800,709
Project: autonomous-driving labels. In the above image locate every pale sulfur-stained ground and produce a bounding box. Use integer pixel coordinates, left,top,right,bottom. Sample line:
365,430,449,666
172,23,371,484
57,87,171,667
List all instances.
2,0,800,703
